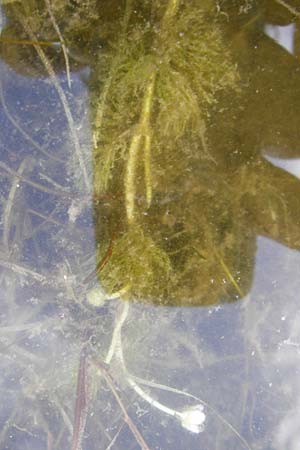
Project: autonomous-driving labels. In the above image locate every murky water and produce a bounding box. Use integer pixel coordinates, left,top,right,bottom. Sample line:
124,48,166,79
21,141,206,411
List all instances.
0,1,300,449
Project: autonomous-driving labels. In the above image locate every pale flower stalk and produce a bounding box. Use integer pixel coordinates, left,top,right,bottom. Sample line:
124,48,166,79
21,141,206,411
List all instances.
107,303,207,434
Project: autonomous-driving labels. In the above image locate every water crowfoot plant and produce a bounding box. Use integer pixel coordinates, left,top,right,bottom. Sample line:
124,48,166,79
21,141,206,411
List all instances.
92,0,240,304
1,2,300,449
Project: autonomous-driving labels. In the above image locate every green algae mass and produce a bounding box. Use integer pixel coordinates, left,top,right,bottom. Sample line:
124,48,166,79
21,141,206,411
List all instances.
100,224,172,300
91,0,242,305
91,0,300,306
1,0,300,306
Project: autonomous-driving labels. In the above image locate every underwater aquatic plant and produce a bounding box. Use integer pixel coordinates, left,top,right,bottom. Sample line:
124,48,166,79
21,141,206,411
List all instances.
1,1,300,449
91,0,242,304
2,2,300,310
89,0,300,307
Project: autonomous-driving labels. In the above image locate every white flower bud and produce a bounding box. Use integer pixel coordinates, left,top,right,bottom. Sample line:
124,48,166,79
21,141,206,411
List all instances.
178,404,206,434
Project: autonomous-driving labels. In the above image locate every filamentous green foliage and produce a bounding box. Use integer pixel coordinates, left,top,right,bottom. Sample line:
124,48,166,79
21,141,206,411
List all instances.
91,0,241,304
93,1,239,196
100,224,172,301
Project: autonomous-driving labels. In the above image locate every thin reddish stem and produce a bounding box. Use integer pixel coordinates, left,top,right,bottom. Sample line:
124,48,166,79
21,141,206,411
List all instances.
95,360,151,450
82,233,116,285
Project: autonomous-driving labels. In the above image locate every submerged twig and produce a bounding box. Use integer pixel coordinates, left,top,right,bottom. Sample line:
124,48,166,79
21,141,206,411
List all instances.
82,233,115,285
2,158,31,250
0,257,49,283
95,360,151,450
71,347,89,450
105,302,130,365
216,251,244,297
0,161,72,198
104,424,124,450
27,208,67,229
44,0,71,89
0,37,59,46
15,10,90,192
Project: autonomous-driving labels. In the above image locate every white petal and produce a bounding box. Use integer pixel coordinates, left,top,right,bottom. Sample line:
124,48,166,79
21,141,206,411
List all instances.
180,405,206,433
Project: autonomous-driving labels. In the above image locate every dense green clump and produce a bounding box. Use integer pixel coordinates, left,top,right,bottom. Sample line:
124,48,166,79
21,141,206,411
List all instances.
92,1,239,201
91,0,243,304
100,224,172,301
1,0,300,306
91,0,300,306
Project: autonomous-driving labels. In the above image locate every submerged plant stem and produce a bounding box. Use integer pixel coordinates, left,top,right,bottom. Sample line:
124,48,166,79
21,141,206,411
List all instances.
216,251,244,297
0,258,48,283
273,0,300,18
3,158,31,250
125,73,156,223
125,0,181,223
44,0,71,88
71,347,89,450
163,0,180,25
14,9,90,192
0,161,71,198
105,302,129,365
95,360,151,450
